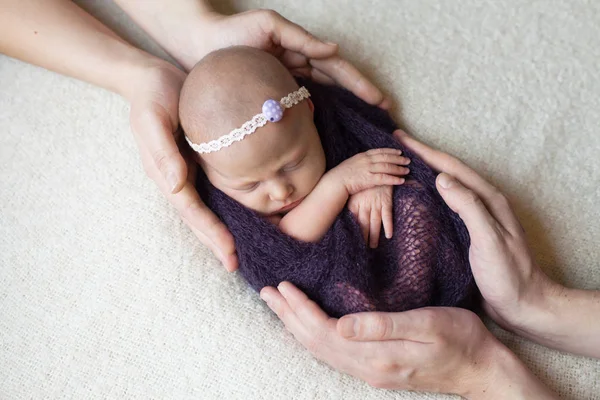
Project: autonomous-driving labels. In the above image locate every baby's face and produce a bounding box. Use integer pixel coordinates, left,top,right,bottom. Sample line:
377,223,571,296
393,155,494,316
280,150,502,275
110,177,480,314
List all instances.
201,99,326,216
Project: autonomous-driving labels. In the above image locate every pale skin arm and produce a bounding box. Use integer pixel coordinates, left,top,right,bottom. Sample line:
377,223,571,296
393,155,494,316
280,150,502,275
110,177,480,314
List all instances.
0,0,150,99
278,149,409,243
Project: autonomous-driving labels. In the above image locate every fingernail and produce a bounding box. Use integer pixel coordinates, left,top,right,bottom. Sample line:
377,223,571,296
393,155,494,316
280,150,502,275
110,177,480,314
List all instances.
338,317,357,338
167,171,179,193
326,41,338,47
438,173,454,189
277,282,289,296
260,290,271,304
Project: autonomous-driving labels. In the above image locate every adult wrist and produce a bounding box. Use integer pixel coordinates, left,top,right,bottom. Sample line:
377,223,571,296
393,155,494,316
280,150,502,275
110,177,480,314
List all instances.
506,274,565,346
461,339,557,400
117,52,181,102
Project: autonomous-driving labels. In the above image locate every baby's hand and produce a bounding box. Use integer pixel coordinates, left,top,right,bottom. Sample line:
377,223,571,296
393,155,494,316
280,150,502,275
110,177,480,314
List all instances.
332,148,410,195
348,186,394,248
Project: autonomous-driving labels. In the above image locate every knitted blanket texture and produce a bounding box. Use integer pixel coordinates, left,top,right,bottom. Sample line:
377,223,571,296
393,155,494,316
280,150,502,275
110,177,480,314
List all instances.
196,79,477,317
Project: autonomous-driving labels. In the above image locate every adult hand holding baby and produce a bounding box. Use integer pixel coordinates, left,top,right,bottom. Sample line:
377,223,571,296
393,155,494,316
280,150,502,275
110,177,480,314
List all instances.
2,0,390,272
113,0,392,271
261,282,555,398
262,130,600,396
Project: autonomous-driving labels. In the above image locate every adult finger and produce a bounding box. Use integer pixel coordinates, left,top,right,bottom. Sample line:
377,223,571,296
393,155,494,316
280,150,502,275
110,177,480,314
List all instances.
260,285,307,336
393,130,522,236
277,281,331,326
393,130,494,193
310,56,390,109
337,309,441,343
288,66,338,86
261,10,338,59
261,11,390,107
279,49,309,69
132,104,188,194
168,181,238,272
308,67,337,85
436,173,507,242
186,221,239,272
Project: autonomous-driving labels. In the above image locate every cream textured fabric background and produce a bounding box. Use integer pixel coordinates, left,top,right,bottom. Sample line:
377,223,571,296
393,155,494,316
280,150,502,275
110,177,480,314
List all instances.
1,1,599,399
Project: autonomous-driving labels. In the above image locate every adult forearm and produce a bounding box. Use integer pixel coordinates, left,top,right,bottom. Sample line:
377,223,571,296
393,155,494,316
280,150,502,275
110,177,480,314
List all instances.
113,0,214,71
515,284,600,358
0,0,156,99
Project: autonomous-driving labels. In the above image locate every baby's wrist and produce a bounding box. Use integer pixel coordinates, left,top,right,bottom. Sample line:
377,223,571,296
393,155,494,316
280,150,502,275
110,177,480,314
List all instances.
322,169,352,200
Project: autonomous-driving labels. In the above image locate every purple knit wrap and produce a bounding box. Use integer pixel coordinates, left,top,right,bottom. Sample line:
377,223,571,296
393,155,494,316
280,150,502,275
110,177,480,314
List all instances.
196,79,477,317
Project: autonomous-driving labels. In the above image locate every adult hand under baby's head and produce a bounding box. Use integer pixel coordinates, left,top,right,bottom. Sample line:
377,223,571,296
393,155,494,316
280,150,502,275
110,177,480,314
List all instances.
180,47,327,216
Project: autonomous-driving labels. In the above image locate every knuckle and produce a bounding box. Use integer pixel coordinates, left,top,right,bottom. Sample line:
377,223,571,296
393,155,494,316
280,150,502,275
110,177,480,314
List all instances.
369,314,394,340
151,149,174,173
461,189,481,207
140,158,155,179
419,309,439,331
492,189,511,209
304,335,324,357
483,221,507,247
259,8,280,20
372,359,399,375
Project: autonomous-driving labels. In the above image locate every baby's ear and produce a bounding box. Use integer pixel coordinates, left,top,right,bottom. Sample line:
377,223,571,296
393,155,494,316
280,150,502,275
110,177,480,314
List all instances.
307,98,315,113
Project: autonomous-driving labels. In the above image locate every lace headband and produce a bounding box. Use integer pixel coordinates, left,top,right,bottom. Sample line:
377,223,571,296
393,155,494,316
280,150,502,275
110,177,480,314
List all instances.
185,86,311,154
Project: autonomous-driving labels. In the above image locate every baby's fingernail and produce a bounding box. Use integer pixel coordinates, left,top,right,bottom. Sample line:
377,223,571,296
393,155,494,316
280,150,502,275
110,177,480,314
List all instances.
338,317,357,338
438,173,454,189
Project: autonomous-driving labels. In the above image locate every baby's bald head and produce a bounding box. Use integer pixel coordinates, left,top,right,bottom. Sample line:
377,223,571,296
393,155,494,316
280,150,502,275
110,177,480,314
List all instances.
179,46,300,150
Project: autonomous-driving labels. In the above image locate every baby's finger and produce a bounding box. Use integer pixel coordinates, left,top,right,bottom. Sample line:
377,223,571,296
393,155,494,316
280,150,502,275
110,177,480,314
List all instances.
368,153,410,166
370,163,410,176
372,174,405,186
358,205,370,243
366,148,403,156
382,203,393,239
369,209,382,248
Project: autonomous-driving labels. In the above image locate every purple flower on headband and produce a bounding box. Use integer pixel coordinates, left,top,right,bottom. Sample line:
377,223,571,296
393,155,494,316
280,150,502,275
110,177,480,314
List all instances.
262,99,284,122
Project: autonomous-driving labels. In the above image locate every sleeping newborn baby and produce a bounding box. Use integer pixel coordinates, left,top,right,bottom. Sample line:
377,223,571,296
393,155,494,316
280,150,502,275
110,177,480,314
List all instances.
181,46,476,317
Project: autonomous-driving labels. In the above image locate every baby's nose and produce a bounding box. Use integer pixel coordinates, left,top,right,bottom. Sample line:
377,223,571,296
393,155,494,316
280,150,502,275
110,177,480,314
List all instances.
269,181,293,201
